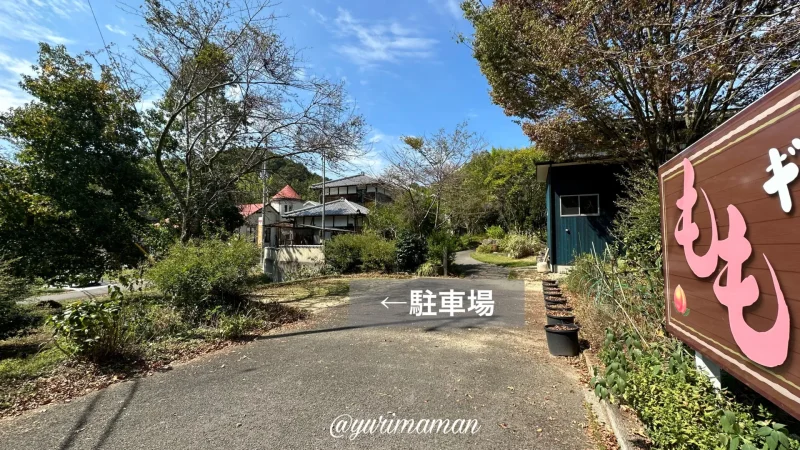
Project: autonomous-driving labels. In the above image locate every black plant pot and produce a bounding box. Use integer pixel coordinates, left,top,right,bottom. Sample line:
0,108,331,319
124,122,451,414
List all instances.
545,298,567,306
546,313,576,326
543,280,559,287
544,324,580,356
543,289,562,296
545,304,573,312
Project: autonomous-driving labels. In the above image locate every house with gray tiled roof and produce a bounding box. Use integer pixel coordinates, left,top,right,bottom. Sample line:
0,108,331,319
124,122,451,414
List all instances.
310,173,391,205
279,198,369,245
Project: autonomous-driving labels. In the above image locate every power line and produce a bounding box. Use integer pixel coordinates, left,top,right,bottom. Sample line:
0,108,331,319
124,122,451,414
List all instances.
86,0,110,61
85,0,142,116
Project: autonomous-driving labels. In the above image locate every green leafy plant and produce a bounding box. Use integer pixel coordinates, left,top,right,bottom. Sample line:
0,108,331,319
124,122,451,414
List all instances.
589,328,800,450
499,231,541,258
0,259,33,338
415,261,440,277
145,236,260,310
485,225,506,240
395,231,428,272
324,234,396,274
47,293,127,362
612,167,663,270
427,231,459,267
476,243,498,253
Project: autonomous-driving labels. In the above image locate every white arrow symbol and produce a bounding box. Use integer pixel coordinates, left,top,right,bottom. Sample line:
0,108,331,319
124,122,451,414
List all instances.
381,297,407,308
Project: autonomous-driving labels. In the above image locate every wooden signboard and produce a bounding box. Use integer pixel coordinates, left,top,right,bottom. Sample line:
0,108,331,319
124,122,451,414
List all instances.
659,71,800,420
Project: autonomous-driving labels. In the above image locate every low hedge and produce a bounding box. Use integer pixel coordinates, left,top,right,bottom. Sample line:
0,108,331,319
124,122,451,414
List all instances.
324,233,395,274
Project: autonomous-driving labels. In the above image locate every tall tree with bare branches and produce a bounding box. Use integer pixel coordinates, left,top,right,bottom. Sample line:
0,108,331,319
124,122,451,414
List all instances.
124,0,366,240
462,0,800,166
382,122,485,230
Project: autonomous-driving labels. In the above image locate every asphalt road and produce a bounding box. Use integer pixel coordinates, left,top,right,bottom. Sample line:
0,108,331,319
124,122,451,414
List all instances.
0,266,590,449
21,284,117,304
454,251,511,279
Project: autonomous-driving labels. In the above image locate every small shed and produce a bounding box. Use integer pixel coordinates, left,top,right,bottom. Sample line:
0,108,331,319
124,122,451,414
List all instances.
535,158,625,272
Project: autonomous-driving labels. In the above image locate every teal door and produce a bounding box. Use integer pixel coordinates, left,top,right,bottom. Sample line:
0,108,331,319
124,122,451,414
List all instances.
549,164,620,266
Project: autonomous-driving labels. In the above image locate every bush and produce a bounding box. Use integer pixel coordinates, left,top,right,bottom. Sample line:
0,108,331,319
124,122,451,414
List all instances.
612,167,662,270
591,329,800,450
563,248,663,344
362,238,396,272
145,236,260,310
499,232,541,258
324,234,396,274
415,261,440,277
427,231,459,266
0,260,33,338
457,234,483,251
47,296,127,362
395,231,427,272
476,243,498,253
485,225,505,240
203,306,263,339
123,294,192,342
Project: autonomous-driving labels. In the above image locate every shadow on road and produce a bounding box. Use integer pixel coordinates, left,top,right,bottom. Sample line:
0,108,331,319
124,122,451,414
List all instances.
57,379,140,450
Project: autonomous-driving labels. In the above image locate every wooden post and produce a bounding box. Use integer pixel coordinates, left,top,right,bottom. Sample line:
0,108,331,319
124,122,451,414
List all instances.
443,248,448,276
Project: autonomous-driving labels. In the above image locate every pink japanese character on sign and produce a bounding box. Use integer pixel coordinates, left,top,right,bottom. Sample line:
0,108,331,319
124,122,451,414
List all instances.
674,158,791,368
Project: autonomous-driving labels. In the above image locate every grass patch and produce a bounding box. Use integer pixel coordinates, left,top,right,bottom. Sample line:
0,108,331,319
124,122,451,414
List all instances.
0,347,65,382
470,252,538,268
252,279,350,303
31,287,67,295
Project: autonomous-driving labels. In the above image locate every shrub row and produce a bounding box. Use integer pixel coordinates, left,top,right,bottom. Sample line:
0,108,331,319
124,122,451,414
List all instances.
324,233,396,274
475,231,542,259
591,328,799,450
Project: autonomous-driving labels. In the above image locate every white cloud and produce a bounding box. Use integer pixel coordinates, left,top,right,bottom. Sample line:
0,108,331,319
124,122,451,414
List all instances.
429,0,463,20
105,24,127,36
0,0,85,44
0,51,34,112
0,85,29,110
325,8,437,69
308,7,327,23
0,51,34,77
341,149,388,176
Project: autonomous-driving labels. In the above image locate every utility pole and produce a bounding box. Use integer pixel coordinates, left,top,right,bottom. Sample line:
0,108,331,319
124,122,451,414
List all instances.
260,160,268,270
321,149,326,244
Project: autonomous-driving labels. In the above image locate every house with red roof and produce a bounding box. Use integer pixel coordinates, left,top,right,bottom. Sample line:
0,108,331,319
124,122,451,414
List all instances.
235,202,279,245
269,185,306,219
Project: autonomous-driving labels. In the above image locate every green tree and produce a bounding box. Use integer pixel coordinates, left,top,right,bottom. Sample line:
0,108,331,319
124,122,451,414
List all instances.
235,156,323,204
0,44,150,282
463,0,800,166
453,147,546,233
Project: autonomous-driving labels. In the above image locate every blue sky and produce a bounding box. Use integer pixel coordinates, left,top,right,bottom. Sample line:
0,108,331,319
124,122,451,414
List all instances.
0,0,530,176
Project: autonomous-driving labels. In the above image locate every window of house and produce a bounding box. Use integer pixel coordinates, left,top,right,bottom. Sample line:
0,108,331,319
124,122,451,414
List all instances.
560,194,600,217
283,204,288,213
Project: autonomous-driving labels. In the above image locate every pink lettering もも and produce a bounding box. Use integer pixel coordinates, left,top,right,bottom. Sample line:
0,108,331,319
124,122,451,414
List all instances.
674,158,790,368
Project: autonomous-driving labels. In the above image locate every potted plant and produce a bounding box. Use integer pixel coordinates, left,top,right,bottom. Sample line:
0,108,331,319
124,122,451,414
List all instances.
545,297,567,306
545,304,573,312
543,279,559,288
544,323,580,356
544,292,563,301
546,310,575,326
